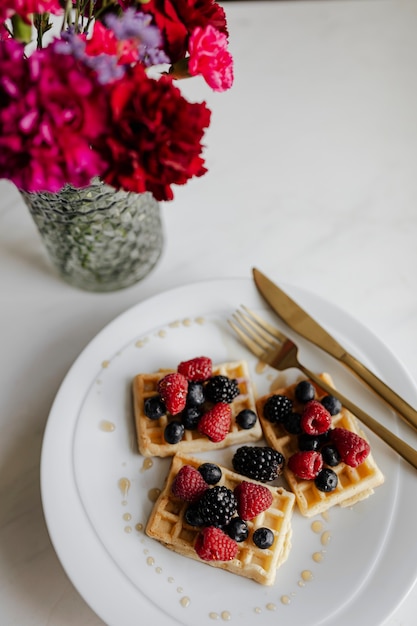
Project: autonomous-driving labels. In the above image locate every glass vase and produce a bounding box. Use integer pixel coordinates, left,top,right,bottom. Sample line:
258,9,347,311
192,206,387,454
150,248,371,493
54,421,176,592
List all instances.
21,179,164,292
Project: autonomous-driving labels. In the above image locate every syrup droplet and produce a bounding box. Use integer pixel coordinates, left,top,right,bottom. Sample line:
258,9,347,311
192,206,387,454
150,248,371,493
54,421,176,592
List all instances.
281,595,291,605
321,530,331,546
266,602,276,611
313,551,324,563
124,526,132,534
118,478,130,499
220,611,231,621
135,338,148,348
182,318,192,327
311,520,323,533
100,420,115,432
102,360,110,368
123,513,132,521
209,613,219,620
157,330,167,338
195,317,205,325
135,523,143,532
148,487,161,502
180,597,190,608
141,458,153,471
146,556,155,566
301,569,313,582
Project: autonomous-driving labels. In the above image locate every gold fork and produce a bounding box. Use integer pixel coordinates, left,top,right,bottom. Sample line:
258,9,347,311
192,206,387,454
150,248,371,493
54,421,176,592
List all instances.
229,306,417,471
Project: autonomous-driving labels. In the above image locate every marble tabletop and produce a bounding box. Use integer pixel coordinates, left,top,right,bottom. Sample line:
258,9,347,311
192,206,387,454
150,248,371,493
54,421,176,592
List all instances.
1,1,417,624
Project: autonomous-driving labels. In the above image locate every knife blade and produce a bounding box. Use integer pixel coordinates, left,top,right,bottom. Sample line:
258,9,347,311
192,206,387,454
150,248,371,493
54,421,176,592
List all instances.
253,267,417,432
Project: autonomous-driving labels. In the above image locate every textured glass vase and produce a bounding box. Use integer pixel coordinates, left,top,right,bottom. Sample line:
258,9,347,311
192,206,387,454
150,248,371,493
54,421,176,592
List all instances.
21,180,164,292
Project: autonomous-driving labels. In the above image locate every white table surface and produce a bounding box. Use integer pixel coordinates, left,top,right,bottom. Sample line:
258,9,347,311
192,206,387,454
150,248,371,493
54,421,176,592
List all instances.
1,1,417,624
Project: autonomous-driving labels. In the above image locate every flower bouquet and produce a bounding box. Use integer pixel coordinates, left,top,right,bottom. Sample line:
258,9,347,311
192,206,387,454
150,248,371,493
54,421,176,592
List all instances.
0,1,234,291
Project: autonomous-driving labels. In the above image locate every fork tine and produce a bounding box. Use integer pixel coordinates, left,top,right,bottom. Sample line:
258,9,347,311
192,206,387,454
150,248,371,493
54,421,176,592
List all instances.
241,305,288,343
227,319,264,359
232,311,275,351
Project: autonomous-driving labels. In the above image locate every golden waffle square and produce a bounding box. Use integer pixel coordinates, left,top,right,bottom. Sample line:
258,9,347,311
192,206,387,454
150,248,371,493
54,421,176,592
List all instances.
145,453,295,585
133,360,262,457
256,373,384,518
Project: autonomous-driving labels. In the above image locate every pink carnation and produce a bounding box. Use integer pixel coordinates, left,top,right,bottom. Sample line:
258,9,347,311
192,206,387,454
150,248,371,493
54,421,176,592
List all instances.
188,24,233,92
1,0,62,25
0,40,109,192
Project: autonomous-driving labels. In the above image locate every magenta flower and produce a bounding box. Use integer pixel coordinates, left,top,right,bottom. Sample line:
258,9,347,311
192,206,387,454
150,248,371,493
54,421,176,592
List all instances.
0,0,62,25
0,39,109,192
188,25,233,92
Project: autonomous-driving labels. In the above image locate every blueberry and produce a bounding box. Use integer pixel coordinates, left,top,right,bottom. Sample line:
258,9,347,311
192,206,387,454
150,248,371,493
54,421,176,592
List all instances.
298,433,322,451
282,412,303,434
144,395,166,420
185,504,204,527
236,409,257,430
198,462,222,485
295,380,315,403
225,517,249,542
164,421,184,444
315,468,338,492
321,444,341,467
321,395,342,416
186,382,205,406
181,406,202,430
252,527,274,549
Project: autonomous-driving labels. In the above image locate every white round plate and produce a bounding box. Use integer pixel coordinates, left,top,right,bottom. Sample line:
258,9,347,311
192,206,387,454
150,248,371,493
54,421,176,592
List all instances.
41,278,417,626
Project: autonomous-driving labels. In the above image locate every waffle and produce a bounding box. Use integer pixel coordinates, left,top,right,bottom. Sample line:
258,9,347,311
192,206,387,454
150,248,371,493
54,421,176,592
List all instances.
256,373,384,518
145,453,295,585
133,360,262,457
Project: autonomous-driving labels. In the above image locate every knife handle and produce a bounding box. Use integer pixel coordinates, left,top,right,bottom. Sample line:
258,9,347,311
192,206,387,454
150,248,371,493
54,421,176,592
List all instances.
340,353,417,432
301,366,417,471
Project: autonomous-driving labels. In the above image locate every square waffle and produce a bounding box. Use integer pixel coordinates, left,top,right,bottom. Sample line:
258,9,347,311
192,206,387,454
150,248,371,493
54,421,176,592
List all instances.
145,453,295,585
256,373,384,517
133,360,262,457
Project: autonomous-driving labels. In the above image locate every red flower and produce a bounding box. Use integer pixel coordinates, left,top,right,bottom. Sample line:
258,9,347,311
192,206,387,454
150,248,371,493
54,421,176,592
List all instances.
133,0,228,63
188,25,233,91
1,0,62,25
102,64,211,201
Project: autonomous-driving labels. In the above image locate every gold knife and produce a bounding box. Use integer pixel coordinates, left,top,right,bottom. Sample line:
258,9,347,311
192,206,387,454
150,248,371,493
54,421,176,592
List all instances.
253,267,417,432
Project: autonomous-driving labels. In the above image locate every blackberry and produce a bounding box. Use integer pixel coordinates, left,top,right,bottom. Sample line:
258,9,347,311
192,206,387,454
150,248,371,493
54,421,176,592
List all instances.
263,394,293,423
144,395,166,420
198,462,222,485
164,421,184,444
252,527,274,549
181,406,202,430
236,408,257,430
295,380,315,403
232,446,285,482
321,395,342,416
205,375,239,404
315,468,338,492
225,517,249,542
186,382,205,407
198,486,237,527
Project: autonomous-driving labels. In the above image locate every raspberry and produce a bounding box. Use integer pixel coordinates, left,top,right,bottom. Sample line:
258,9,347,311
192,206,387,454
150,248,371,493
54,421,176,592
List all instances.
195,526,239,561
263,394,293,423
300,400,332,435
157,373,188,415
232,446,285,482
287,450,323,480
177,356,212,382
330,427,370,467
198,485,237,526
234,481,273,520
205,375,240,403
197,402,231,442
171,465,209,502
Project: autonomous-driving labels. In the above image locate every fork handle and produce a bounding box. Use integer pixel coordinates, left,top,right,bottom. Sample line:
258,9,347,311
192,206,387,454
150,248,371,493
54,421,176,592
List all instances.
300,365,417,471
341,352,417,432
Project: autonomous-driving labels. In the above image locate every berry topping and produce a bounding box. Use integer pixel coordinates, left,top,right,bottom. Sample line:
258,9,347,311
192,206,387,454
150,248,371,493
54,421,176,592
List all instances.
282,411,303,434
232,446,285,482
224,517,249,542
158,372,188,415
178,356,212,382
144,395,166,420
330,427,371,467
198,462,222,485
321,444,341,467
186,381,206,406
180,405,202,430
295,380,316,403
234,481,273,520
205,375,240,403
171,465,209,502
164,421,185,444
252,527,274,549
321,394,342,416
185,503,205,527
298,433,323,451
236,408,257,430
198,485,237,527
194,526,239,561
197,402,232,442
263,394,293,423
315,468,338,492
300,400,332,435
287,450,324,480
